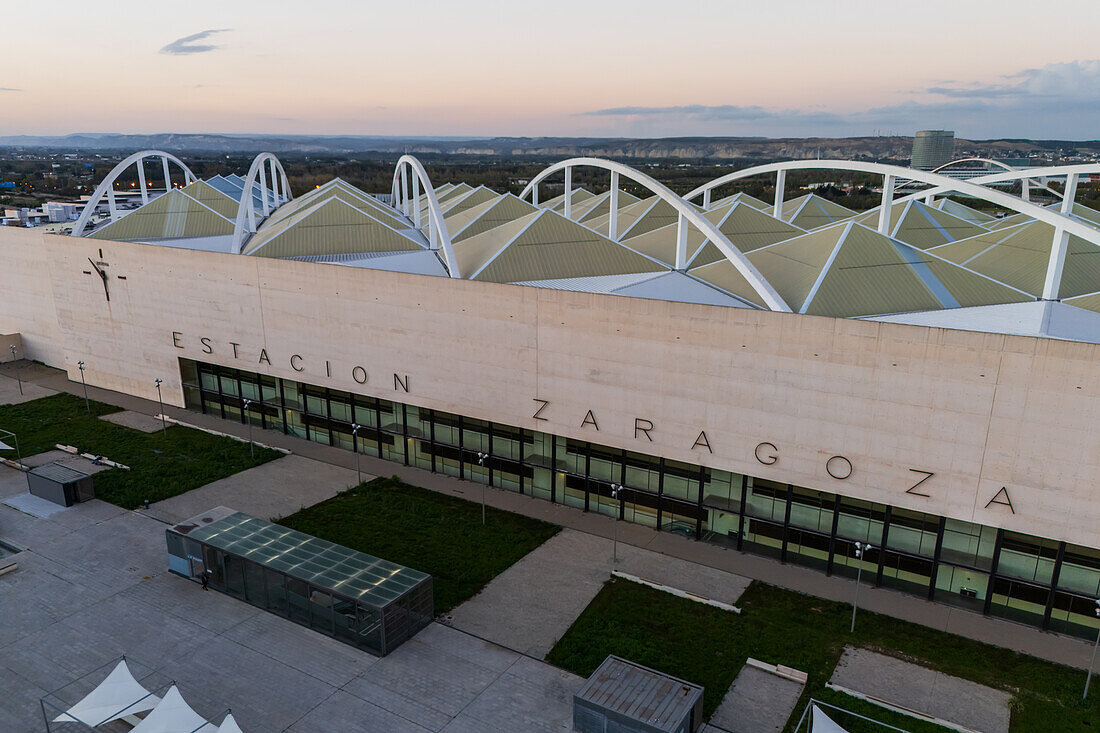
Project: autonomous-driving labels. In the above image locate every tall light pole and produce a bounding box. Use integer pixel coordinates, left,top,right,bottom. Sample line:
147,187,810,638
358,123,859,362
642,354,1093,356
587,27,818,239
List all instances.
477,452,489,525
154,378,167,436
9,345,21,396
851,542,873,633
77,361,90,413
242,399,254,459
610,483,622,565
352,424,362,484
1084,600,1100,700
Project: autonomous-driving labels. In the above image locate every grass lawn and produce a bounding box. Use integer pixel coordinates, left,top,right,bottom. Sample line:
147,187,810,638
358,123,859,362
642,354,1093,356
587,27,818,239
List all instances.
548,577,1100,731
0,393,281,509
277,475,560,614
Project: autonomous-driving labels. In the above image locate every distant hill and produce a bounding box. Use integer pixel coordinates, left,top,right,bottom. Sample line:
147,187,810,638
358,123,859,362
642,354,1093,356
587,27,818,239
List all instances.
0,133,1096,160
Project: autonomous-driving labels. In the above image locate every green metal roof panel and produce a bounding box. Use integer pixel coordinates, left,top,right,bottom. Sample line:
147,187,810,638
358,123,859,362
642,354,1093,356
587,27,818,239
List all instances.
185,512,430,608
89,189,234,241
452,195,538,243
246,197,421,258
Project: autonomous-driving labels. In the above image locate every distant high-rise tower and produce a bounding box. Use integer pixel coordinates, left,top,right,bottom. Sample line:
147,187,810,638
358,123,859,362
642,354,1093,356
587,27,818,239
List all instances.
910,130,955,170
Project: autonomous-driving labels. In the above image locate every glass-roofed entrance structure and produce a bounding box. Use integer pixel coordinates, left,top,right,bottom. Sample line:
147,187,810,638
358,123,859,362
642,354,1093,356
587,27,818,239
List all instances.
166,507,433,656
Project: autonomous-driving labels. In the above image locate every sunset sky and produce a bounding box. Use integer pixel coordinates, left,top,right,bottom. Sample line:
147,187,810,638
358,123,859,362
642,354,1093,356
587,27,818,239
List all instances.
2,0,1098,139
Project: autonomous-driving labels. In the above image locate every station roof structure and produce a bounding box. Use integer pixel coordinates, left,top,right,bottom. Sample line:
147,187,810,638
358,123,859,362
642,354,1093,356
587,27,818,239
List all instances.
74,154,1100,344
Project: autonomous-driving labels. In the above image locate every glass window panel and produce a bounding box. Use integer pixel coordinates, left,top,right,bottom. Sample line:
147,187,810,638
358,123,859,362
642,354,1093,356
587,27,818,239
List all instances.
282,381,302,410
934,563,988,612
492,424,524,461
1058,545,1100,596
432,411,461,446
264,568,287,616
940,520,997,570
703,507,739,548
525,432,555,470
200,371,218,391
879,550,934,595
562,438,587,476
784,527,831,572
562,474,586,509
219,374,238,396
742,516,783,559
380,433,404,464
624,451,659,493
308,587,336,635
589,445,621,483
747,479,787,523
702,469,740,511
240,378,260,402
243,560,266,607
886,508,939,558
285,408,306,438
531,467,553,501
662,460,699,503
353,400,378,428
462,417,489,453
997,531,1059,585
1049,590,1100,637
835,496,885,543
988,576,1049,626
260,376,279,404
660,497,701,537
180,359,199,386
787,486,834,534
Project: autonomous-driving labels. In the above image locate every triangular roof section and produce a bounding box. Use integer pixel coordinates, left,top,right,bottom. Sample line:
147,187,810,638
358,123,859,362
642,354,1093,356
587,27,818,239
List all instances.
873,300,1100,345
436,182,472,206
1046,201,1100,229
689,202,806,267
267,179,409,233
89,189,235,241
578,189,643,223
452,209,543,277
440,185,499,218
568,190,612,221
583,196,657,238
1065,289,1100,315
709,191,772,212
781,193,857,229
460,209,666,283
537,186,594,211
856,199,987,249
181,180,241,219
617,197,680,240
928,220,1100,299
933,197,997,226
245,195,423,258
449,193,537,243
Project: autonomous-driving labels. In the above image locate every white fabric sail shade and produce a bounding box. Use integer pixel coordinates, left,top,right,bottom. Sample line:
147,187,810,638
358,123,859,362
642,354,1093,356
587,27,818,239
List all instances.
53,660,160,727
812,704,850,733
129,685,217,733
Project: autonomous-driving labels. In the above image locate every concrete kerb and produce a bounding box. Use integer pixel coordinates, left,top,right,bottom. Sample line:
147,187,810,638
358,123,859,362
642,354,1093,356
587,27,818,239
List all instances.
611,570,741,613
744,658,808,685
824,682,982,733
158,415,291,455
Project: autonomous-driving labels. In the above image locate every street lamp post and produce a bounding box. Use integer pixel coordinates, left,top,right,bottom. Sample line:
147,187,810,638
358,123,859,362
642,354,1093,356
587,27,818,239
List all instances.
1084,600,1100,700
610,483,622,565
477,452,489,524
77,361,90,413
10,345,21,396
851,542,873,633
154,378,167,436
242,399,254,459
351,424,362,484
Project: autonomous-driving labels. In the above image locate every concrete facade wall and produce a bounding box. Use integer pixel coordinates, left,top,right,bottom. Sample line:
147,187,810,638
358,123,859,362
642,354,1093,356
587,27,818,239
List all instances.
2,226,1098,547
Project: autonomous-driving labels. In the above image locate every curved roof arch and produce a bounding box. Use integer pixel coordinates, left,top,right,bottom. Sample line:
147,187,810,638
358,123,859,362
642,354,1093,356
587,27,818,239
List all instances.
519,157,791,311
390,155,460,277
682,160,1100,247
72,150,197,237
232,153,293,254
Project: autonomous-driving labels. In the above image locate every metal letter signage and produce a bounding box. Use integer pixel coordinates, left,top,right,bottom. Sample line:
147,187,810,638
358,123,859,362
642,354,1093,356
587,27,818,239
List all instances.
634,418,654,441
352,366,368,384
290,354,304,372
985,487,1016,514
692,430,713,453
826,455,853,480
907,469,934,498
532,398,550,421
755,442,778,465
581,410,599,431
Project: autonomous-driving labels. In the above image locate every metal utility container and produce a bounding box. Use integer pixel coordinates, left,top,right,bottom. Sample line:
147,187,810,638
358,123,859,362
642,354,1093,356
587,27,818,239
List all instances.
573,655,704,733
27,462,94,507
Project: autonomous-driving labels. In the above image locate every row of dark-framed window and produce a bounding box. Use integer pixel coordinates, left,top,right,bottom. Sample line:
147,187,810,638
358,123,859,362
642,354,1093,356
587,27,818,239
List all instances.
181,358,1100,640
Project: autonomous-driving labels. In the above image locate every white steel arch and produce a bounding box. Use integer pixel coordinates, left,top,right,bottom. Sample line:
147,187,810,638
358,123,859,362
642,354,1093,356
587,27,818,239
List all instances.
232,153,293,255
685,160,1100,300
390,155,460,278
928,157,1060,200
71,150,197,237
519,157,791,312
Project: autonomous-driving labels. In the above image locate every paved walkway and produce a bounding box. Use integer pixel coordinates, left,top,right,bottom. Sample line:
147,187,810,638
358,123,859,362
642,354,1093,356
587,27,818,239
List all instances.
706,663,804,733
5,361,1099,672
0,462,582,732
147,454,366,524
829,647,1011,733
446,528,751,657
0,369,55,406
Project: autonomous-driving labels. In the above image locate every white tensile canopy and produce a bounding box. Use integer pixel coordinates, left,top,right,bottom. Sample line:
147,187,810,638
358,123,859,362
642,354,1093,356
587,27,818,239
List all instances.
129,685,216,733
812,704,850,733
216,712,245,733
53,659,161,727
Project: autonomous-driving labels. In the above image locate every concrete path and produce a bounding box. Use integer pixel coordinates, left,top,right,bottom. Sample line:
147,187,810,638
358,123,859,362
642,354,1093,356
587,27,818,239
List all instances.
707,663,804,733
8,361,1100,673
445,527,751,658
0,463,582,732
0,370,55,405
829,647,1011,733
147,454,366,524
100,410,165,433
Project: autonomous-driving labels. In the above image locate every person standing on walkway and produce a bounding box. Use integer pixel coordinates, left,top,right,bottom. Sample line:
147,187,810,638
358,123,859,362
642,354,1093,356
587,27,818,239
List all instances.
201,570,210,591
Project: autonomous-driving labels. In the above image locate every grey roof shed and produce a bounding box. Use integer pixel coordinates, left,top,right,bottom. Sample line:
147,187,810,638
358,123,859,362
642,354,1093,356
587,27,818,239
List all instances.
574,655,704,733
